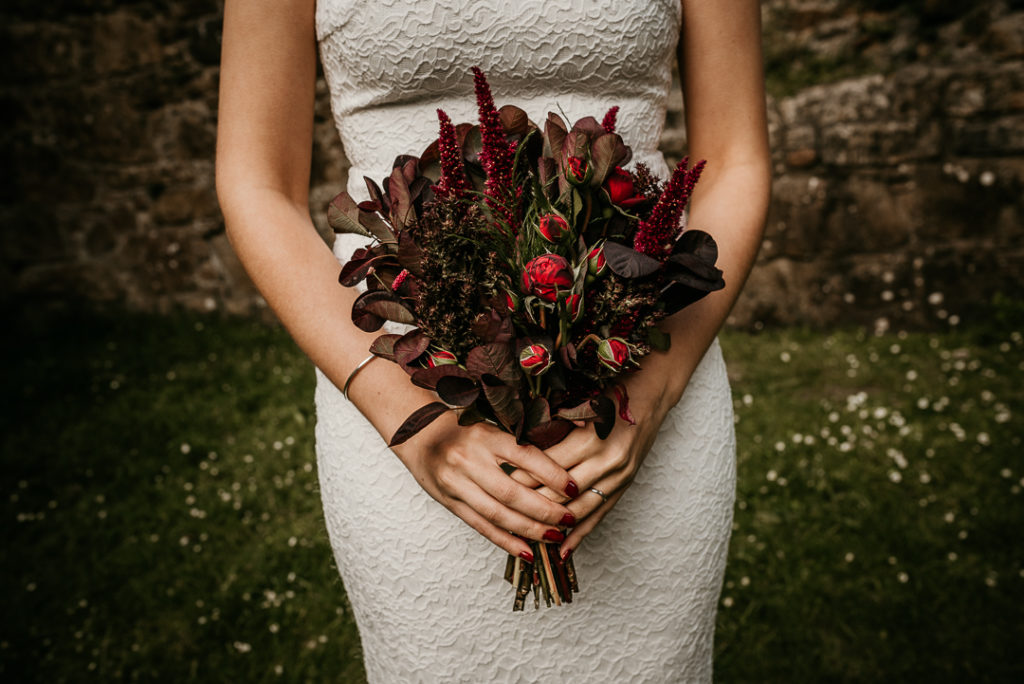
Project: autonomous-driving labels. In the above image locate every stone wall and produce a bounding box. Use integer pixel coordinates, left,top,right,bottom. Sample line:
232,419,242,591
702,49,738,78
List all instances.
2,1,1022,329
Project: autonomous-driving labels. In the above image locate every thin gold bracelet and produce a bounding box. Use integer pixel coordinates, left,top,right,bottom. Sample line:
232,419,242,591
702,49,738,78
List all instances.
341,354,377,401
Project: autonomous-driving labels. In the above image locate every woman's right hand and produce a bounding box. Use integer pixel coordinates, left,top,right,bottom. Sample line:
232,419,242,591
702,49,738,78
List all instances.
390,412,580,561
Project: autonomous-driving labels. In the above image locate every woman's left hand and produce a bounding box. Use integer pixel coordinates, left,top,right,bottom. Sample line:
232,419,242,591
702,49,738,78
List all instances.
511,371,677,559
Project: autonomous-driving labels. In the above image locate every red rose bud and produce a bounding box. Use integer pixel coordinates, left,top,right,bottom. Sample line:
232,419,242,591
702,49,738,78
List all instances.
566,293,583,322
605,166,635,205
521,254,573,303
596,337,631,372
537,214,569,242
586,243,608,276
503,289,519,313
519,343,553,376
567,156,591,185
425,349,458,368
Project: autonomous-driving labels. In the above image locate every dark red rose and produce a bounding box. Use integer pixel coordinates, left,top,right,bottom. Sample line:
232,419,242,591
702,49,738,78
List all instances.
521,254,573,302
605,166,647,208
537,214,569,242
605,167,634,204
596,337,631,372
519,343,553,376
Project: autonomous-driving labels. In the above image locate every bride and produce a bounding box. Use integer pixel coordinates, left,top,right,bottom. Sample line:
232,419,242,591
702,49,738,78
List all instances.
216,1,769,681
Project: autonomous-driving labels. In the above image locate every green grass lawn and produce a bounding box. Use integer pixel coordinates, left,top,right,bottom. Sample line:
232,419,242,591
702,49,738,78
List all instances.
2,309,1022,682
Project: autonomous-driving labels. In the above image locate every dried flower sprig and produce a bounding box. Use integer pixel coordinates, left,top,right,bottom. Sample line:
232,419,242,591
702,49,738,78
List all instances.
472,67,516,229
601,105,619,134
632,157,706,259
433,109,469,200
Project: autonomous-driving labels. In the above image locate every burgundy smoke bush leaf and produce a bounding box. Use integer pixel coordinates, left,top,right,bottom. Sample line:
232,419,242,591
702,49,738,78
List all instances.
498,104,531,137
358,209,396,244
339,253,394,287
369,333,403,362
357,290,415,326
544,113,568,164
570,116,605,140
396,231,426,278
387,165,414,229
436,375,480,407
602,241,662,278
389,402,450,447
588,132,630,187
327,193,371,237
555,401,599,422
523,396,552,430
395,155,419,184
674,229,719,264
410,364,473,391
525,420,573,449
394,329,431,367
667,252,725,284
467,343,518,385
482,380,523,433
471,309,513,344
591,395,616,440
364,176,387,212
352,290,389,332
457,403,488,427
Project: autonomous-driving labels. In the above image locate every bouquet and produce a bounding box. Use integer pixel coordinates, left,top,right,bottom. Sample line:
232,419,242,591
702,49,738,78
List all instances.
328,67,724,610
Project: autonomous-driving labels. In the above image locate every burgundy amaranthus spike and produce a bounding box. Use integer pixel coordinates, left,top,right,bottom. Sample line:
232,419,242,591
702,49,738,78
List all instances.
433,109,469,200
601,105,619,134
471,67,516,229
632,157,706,258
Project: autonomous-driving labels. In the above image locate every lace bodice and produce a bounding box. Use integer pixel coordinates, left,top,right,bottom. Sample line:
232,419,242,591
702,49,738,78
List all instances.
316,0,681,206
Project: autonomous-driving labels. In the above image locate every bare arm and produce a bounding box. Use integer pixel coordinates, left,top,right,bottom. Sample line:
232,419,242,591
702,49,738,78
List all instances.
536,0,771,556
215,0,578,559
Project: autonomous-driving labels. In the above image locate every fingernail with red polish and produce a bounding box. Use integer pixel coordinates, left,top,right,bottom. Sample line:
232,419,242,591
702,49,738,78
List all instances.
519,550,534,563
561,547,574,561
543,529,565,543
565,480,579,498
560,512,576,527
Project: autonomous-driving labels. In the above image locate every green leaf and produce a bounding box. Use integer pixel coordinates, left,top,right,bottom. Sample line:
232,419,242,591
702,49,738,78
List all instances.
646,326,671,352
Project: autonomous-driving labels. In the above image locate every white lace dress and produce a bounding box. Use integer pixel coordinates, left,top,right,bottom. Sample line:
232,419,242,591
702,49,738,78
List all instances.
313,2,736,681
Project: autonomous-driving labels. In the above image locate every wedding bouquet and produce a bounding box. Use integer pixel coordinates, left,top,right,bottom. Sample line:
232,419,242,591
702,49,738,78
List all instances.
328,67,724,610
